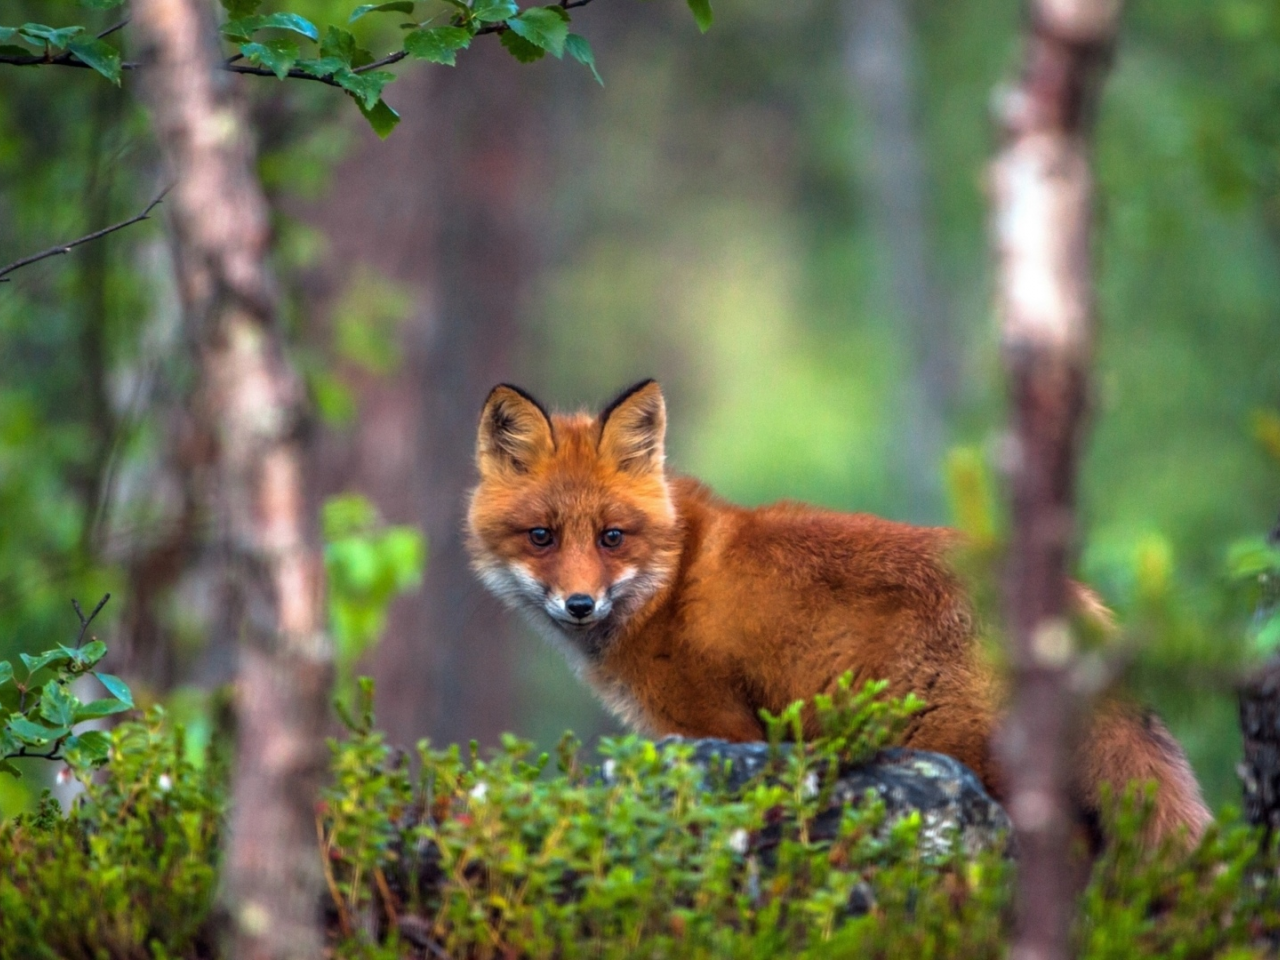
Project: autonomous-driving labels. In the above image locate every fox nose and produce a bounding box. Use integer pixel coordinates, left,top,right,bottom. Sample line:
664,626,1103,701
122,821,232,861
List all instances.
565,594,595,619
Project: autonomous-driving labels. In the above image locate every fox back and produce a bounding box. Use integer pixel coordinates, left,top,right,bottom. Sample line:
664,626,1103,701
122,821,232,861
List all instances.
466,379,1211,848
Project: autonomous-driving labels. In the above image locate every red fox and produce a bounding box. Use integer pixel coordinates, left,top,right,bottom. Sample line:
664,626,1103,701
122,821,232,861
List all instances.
466,379,1210,846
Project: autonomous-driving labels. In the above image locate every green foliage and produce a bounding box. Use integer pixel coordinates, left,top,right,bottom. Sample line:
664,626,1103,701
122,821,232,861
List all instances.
0,22,122,85
0,0,712,137
323,494,426,701
321,676,1010,959
2,661,1279,957
0,710,223,960
1079,790,1280,958
1,597,133,780
320,677,1280,959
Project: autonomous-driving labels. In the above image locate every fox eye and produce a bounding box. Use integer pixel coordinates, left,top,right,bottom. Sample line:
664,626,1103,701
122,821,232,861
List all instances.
600,529,624,549
529,528,554,548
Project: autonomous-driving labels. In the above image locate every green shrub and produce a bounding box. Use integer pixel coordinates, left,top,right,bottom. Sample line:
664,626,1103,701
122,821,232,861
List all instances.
318,678,1280,960
0,709,224,960
3,652,1279,959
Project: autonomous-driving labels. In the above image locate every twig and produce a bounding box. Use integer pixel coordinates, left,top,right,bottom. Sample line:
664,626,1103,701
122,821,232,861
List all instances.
4,744,66,762
0,188,170,283
373,867,400,929
72,593,112,649
316,816,354,938
0,18,134,68
98,18,131,40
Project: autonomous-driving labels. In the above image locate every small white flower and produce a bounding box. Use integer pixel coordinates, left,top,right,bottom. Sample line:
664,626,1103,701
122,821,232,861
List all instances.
802,771,820,798
728,828,750,855
602,759,617,781
158,773,173,792
56,767,72,785
469,781,488,802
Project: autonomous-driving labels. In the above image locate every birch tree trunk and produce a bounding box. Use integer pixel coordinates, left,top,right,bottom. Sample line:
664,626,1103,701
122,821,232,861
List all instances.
991,2,1122,960
132,2,331,958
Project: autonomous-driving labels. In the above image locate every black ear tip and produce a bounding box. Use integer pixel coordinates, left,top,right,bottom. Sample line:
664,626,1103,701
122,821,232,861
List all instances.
482,383,553,424
599,378,663,425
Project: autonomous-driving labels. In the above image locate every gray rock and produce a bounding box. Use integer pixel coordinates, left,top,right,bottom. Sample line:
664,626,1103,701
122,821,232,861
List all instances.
639,738,1012,861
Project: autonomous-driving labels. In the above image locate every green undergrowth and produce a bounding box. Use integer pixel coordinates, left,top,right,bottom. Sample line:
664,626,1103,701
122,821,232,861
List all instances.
2,673,1279,958
321,678,1280,959
0,710,224,960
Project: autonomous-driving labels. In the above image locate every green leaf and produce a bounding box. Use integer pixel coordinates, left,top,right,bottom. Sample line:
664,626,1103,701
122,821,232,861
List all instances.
337,69,395,110
0,661,11,686
223,13,319,43
294,56,348,79
1227,537,1280,580
71,640,108,668
472,0,519,22
321,26,374,67
328,538,381,593
74,698,131,721
20,650,69,677
500,29,545,63
506,7,567,58
350,1,416,22
260,13,320,40
221,0,263,18
0,759,19,778
356,98,402,139
685,0,713,32
8,717,68,745
67,36,121,85
381,527,427,588
39,683,79,727
323,494,379,539
403,26,471,65
64,730,111,767
565,33,601,85
94,673,134,708
242,38,299,79
0,727,17,757
78,0,128,8
221,16,260,42
0,27,18,43
18,23,85,49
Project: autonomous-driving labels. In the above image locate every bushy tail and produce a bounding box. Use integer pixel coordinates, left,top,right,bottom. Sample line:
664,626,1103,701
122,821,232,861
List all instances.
1074,701,1211,849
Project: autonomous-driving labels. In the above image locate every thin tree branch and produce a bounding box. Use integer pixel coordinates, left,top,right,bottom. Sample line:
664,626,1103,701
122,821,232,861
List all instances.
3,746,66,762
0,17,134,68
72,593,112,649
98,17,131,40
0,187,171,283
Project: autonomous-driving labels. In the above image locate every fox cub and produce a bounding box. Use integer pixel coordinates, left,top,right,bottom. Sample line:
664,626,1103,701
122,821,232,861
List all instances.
466,379,1210,846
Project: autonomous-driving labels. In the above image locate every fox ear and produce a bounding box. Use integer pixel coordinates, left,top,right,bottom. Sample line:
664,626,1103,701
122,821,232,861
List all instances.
477,385,555,476
598,379,666,474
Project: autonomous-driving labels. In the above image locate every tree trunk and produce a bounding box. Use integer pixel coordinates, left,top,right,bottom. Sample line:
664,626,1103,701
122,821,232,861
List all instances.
131,3,331,958
301,42,545,750
845,0,952,517
1241,657,1280,833
991,3,1121,960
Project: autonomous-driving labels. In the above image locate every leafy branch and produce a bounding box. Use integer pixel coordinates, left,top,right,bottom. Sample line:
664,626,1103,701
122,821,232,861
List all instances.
1,595,136,778
0,0,713,136
0,186,170,283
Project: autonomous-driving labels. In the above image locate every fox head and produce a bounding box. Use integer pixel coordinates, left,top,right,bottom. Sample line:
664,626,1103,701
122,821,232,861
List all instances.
466,379,681,661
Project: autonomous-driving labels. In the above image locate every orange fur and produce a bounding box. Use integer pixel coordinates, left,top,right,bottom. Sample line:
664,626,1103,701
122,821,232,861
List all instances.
466,380,1210,848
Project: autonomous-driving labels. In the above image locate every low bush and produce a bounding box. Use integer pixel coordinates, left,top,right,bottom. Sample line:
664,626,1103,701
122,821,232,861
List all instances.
2,633,1279,959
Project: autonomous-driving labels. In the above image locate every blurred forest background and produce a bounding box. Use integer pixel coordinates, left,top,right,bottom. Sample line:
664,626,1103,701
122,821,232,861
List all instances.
1,0,1278,817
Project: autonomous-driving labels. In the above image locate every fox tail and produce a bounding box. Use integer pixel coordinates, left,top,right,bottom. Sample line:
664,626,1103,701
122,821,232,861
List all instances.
1075,701,1212,849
